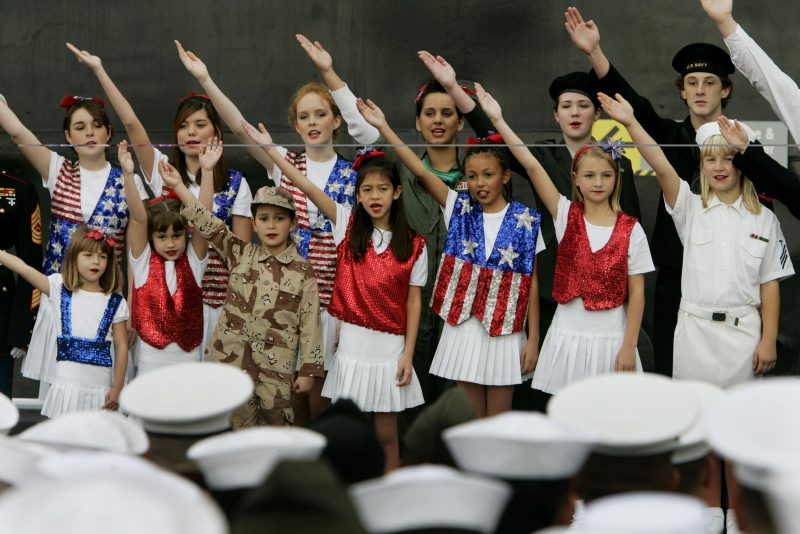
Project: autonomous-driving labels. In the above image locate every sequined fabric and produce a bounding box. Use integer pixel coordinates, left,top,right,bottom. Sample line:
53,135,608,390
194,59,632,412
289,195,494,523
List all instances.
56,285,122,367
430,193,541,337
280,152,356,307
327,215,427,336
132,250,203,351
552,201,636,310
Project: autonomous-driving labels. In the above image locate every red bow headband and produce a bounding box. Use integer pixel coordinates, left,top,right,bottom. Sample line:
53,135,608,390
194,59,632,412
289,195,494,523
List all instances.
60,95,106,109
148,189,182,205
352,146,386,171
84,228,116,249
415,82,476,104
179,92,211,104
466,132,504,148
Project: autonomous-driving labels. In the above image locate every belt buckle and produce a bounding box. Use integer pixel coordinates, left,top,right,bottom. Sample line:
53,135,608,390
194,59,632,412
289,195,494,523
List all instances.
712,312,726,322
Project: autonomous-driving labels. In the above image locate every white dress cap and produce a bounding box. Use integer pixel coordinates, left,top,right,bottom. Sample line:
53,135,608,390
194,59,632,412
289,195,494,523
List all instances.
0,470,227,534
0,393,19,434
443,411,597,480
707,378,800,489
349,464,511,533
120,362,253,435
188,426,327,490
671,380,725,465
695,119,756,146
765,469,800,534
579,492,706,533
548,373,700,456
0,436,54,488
17,410,148,455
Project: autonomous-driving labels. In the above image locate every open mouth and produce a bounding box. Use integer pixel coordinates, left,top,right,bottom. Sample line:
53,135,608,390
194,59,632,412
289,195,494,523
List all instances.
475,191,489,200
369,203,383,213
307,130,321,139
90,268,99,274
430,128,447,137
569,121,582,128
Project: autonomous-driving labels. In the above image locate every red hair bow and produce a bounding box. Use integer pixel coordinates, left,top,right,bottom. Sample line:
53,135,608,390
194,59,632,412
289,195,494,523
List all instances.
148,189,182,205
60,95,106,109
179,92,211,104
466,132,504,146
352,146,386,171
84,228,116,249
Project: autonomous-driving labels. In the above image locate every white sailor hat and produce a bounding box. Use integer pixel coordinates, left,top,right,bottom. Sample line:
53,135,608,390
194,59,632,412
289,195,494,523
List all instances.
0,393,18,434
548,373,700,456
349,464,511,533
17,410,148,455
672,380,725,465
0,436,53,489
36,450,162,482
443,411,597,480
696,118,756,146
187,426,327,490
0,470,227,534
120,362,253,436
765,469,800,534
579,492,706,533
707,378,800,489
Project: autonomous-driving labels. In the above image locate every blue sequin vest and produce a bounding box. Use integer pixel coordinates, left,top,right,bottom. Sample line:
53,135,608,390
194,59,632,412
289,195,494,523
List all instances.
56,285,123,367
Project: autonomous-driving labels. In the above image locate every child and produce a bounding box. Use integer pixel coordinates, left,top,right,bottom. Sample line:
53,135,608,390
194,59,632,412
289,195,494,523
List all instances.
175,37,378,423
473,84,653,397
243,119,427,470
354,96,544,419
120,140,210,375
0,226,128,417
66,43,253,355
599,92,794,386
171,171,323,428
0,92,145,384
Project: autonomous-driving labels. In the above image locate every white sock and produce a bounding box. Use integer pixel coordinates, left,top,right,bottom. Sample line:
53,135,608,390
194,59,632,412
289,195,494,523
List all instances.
726,509,742,534
705,506,724,534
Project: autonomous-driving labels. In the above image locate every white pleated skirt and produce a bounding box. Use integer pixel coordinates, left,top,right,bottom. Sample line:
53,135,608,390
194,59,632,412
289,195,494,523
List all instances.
21,294,59,384
321,322,424,413
429,316,530,386
41,361,112,418
296,308,340,372
201,303,224,361
135,339,202,376
531,298,642,394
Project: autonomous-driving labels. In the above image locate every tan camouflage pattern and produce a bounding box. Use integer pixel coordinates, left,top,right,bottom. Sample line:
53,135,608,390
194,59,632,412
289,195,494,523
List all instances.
182,199,323,427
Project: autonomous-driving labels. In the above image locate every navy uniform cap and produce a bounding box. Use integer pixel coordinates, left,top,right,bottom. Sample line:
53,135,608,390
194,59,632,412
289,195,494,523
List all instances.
672,43,735,77
548,72,599,108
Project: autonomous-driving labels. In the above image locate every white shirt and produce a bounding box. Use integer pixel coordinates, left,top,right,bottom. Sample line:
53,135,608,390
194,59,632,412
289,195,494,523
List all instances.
333,203,428,287
725,24,800,144
667,180,794,308
128,243,207,291
48,274,129,339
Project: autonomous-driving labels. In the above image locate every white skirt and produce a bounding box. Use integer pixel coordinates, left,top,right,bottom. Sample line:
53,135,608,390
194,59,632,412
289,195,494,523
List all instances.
296,308,340,372
135,339,202,376
429,316,529,386
21,293,59,384
531,299,642,394
41,361,112,418
321,322,424,412
202,303,224,361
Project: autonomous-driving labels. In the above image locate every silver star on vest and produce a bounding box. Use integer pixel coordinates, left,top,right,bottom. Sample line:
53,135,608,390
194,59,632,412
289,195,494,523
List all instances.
92,214,104,225
329,182,344,194
102,199,113,212
341,167,353,177
515,208,537,230
105,186,116,196
53,242,63,255
498,243,519,267
108,215,119,227
459,199,473,215
344,184,355,197
53,221,62,233
119,200,127,211
462,239,478,257
313,216,328,230
226,188,236,199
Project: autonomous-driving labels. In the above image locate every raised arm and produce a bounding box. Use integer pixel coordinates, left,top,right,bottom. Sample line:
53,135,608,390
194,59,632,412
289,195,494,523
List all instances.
0,97,51,179
599,92,681,208
356,98,449,208
175,40,275,173
700,0,737,36
297,34,379,144
565,7,610,79
192,138,220,259
474,83,560,218
0,250,49,296
66,43,156,182
418,51,476,114
119,140,148,258
240,119,338,223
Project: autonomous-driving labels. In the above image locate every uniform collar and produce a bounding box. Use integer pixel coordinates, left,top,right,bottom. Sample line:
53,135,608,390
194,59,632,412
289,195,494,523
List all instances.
257,242,299,264
704,192,749,216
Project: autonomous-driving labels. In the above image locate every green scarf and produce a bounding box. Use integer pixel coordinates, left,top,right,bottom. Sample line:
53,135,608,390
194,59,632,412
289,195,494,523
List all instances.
422,156,462,189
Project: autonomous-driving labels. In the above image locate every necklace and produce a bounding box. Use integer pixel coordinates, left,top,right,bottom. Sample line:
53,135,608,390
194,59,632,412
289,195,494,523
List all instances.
373,225,391,248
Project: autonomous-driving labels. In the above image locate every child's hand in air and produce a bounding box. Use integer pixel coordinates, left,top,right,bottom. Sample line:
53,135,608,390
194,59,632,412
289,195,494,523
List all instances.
66,42,103,72
159,159,183,190
241,120,274,148
117,140,135,176
418,51,458,90
474,82,503,123
200,137,223,171
356,98,387,130
296,34,333,73
598,92,635,127
175,40,210,83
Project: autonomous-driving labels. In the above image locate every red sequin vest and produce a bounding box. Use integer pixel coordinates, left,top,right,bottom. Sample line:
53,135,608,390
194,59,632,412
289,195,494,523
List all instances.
552,202,636,310
132,250,203,351
327,219,427,336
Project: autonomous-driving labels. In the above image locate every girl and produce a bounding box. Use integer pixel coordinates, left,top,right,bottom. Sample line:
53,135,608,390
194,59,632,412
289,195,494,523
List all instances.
356,96,544,418
0,226,128,417
66,43,253,357
473,84,653,397
598,92,793,386
175,36,378,423
0,92,145,384
242,119,426,470
120,139,210,375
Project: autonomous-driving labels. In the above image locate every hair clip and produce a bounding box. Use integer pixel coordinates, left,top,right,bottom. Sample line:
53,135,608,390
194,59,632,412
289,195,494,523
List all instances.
60,95,106,109
84,228,116,249
415,82,477,104
599,138,626,161
147,189,182,205
352,146,386,171
466,131,504,147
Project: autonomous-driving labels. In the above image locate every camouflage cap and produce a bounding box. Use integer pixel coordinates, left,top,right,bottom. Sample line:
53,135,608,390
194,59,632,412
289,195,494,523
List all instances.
252,186,296,213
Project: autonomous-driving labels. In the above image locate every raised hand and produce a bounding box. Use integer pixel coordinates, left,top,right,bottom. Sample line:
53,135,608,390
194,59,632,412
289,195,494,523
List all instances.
65,42,102,72
296,34,333,73
240,120,274,148
598,92,634,126
717,116,749,153
418,50,457,89
700,0,733,25
175,40,209,83
117,140,135,175
474,82,503,123
159,159,183,189
199,136,223,170
564,7,601,55
356,98,387,129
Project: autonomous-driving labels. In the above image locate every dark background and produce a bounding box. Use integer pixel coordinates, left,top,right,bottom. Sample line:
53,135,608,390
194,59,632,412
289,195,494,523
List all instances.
3,0,799,395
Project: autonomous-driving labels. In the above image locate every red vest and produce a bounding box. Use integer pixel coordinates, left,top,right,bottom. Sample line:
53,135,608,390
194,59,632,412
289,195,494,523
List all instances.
133,250,203,351
327,220,426,336
552,202,636,311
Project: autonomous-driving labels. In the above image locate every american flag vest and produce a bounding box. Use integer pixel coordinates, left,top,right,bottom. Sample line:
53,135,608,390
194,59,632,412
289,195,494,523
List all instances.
161,169,243,308
44,160,128,275
431,194,541,337
279,151,356,308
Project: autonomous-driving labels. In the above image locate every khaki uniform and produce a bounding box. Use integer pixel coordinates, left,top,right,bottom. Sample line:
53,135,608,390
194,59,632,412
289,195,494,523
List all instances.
182,199,323,427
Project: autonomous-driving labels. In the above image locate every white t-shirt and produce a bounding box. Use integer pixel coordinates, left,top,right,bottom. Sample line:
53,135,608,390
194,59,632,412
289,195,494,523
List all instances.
128,243,207,291
272,148,337,228
443,190,546,261
147,148,253,218
333,203,428,287
555,195,654,276
46,152,147,222
48,274,129,340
